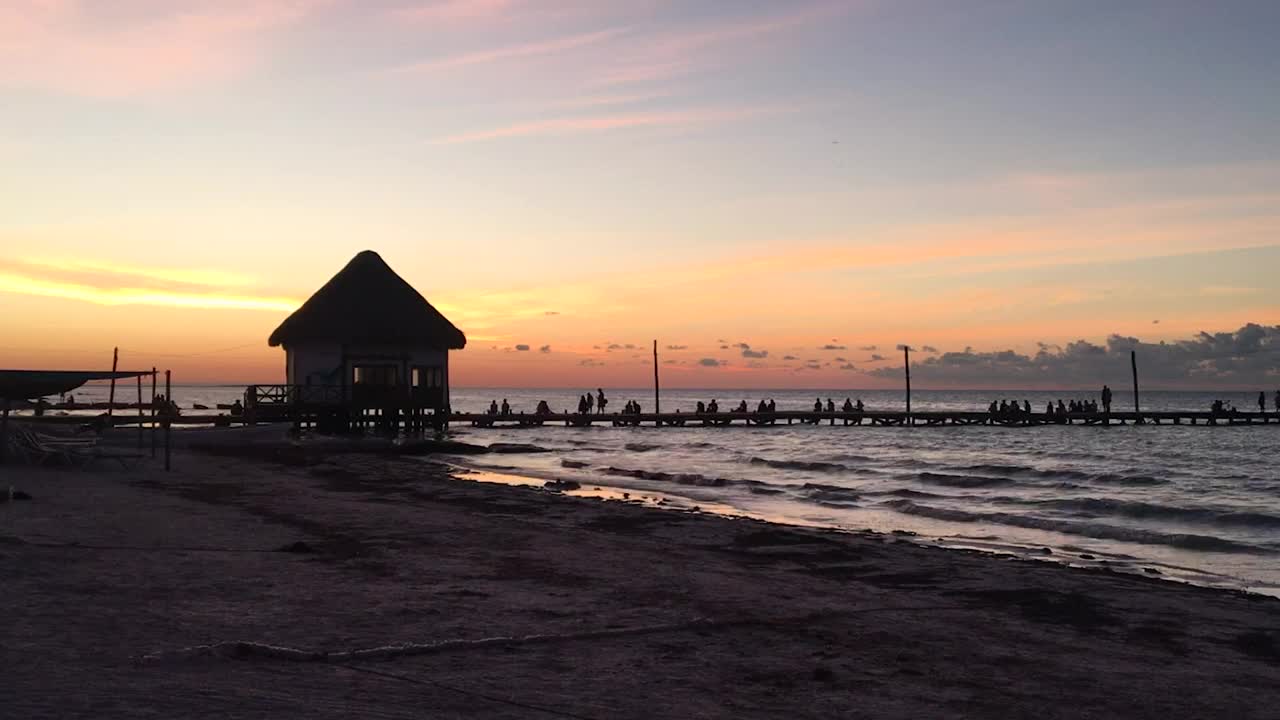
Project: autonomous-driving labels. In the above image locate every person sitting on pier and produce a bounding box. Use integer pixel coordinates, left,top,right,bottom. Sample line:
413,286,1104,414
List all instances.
230,399,244,416
708,399,719,413
842,398,854,412
696,400,706,414
989,401,998,414
768,399,778,412
1023,400,1031,414
488,400,499,415
1056,399,1066,415
1045,402,1055,417
536,400,551,416
632,401,641,414
813,398,823,412
734,400,748,413
1211,399,1224,415
1067,400,1077,413
597,389,607,414
855,399,863,412
998,400,1008,415
577,395,588,414
825,399,835,413
66,393,76,407
757,399,768,413
500,399,511,416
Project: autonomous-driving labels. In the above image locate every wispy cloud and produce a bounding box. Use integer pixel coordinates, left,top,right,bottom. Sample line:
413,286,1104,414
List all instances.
0,0,325,97
433,105,781,144
390,27,624,74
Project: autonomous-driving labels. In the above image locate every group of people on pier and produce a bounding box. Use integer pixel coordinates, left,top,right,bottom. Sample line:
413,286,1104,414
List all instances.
576,389,608,414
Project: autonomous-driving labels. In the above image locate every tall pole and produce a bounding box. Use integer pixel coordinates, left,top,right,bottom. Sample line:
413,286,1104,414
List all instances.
164,369,171,471
150,368,157,458
1130,350,1140,414
0,400,9,465
107,346,119,420
904,345,912,425
136,375,143,449
653,340,660,417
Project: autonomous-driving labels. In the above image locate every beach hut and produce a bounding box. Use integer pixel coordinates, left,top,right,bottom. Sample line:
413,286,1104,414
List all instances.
267,250,466,416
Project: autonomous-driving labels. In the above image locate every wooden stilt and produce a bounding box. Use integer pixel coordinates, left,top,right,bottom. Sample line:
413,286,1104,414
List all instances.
150,368,157,458
653,340,661,423
164,369,171,471
0,400,9,465
903,345,912,426
136,375,143,449
107,347,119,421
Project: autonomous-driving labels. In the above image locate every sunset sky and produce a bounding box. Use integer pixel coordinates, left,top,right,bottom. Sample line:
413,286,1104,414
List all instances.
2,0,1277,388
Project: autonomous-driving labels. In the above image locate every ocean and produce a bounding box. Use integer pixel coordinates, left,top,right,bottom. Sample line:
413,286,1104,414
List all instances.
47,383,1280,596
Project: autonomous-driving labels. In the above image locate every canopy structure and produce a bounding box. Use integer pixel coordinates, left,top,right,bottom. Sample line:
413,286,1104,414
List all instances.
268,250,466,350
0,370,154,401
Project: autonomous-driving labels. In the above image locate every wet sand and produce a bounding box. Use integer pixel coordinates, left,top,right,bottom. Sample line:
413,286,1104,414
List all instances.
3,447,1279,718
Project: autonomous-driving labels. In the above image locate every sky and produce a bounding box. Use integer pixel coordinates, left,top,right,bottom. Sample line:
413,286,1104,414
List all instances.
1,0,1278,389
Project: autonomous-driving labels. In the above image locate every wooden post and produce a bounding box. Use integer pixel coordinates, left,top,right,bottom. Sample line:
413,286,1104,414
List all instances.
903,345,912,425
1130,350,1140,413
164,369,171,471
150,368,157,458
136,374,143,449
653,340,660,419
0,399,9,465
107,346,119,419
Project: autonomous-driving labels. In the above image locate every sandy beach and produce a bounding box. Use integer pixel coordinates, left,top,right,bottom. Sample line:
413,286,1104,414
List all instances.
3,442,1279,719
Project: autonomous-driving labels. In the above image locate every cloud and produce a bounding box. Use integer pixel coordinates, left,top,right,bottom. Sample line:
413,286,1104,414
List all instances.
606,343,623,351
433,105,779,145
734,342,751,349
394,27,623,75
921,345,939,353
868,323,1280,388
869,354,886,362
742,348,768,358
820,344,846,351
539,344,551,353
579,358,605,367
782,355,798,361
719,345,730,350
0,257,300,312
390,0,520,24
833,356,847,362
665,344,688,350
0,0,326,98
859,345,878,351
698,358,723,367
544,310,560,316
514,344,531,351
839,363,858,371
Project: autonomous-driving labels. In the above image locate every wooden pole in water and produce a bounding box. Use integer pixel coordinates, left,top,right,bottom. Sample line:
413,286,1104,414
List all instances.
903,345,912,425
0,400,9,465
136,374,143,449
150,368,157,458
653,340,660,418
164,369,171,471
107,346,119,420
1131,350,1140,414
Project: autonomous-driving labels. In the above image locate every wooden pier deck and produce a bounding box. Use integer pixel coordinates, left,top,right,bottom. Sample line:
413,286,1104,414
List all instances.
456,410,1280,428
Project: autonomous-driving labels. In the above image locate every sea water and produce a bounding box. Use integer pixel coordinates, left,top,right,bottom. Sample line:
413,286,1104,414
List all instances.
53,383,1280,595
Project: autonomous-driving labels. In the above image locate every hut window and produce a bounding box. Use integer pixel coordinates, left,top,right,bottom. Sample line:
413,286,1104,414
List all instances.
413,366,443,389
353,365,397,386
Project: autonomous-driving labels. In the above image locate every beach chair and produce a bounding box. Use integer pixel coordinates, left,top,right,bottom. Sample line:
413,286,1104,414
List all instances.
14,428,143,469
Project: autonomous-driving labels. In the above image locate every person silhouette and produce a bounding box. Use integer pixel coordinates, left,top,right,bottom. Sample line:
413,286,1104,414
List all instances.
696,400,706,414
813,398,822,412
855,398,863,412
1101,384,1112,413
842,398,853,412
597,388,607,414
1259,391,1266,414
585,392,594,413
500,399,510,416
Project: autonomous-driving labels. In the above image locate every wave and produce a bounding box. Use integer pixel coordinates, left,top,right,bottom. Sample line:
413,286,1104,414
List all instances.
1087,473,1166,487
560,459,591,469
960,464,1091,481
602,466,729,487
624,442,662,452
882,499,1267,554
749,457,850,473
1036,497,1280,529
914,472,1014,488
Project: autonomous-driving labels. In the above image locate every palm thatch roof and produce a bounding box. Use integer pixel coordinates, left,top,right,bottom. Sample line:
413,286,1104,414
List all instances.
268,251,466,349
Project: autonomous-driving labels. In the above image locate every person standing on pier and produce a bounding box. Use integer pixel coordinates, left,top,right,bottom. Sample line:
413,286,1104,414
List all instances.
1260,392,1267,414
597,389,608,414
585,392,594,413
1101,385,1112,413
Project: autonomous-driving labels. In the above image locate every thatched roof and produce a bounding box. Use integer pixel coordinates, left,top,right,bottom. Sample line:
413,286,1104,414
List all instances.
268,251,466,349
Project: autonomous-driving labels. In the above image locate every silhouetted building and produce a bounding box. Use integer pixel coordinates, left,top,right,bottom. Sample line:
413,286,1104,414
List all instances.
267,250,466,413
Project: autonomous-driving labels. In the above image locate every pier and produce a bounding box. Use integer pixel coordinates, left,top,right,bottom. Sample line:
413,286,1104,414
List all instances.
455,409,1278,428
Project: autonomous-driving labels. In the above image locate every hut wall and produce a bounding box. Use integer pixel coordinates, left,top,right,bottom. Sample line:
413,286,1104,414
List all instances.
286,343,344,387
